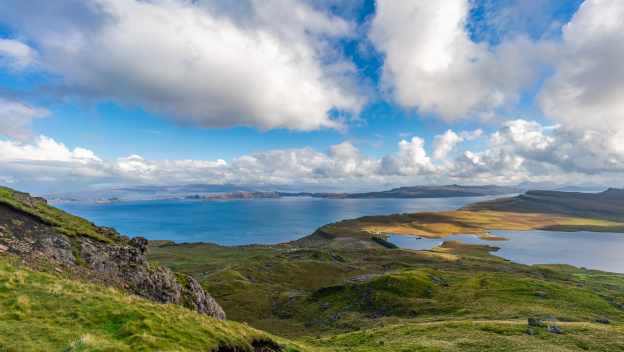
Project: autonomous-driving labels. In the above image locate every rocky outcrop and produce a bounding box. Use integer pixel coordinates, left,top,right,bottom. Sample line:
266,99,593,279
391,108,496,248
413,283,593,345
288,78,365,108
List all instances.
0,192,225,320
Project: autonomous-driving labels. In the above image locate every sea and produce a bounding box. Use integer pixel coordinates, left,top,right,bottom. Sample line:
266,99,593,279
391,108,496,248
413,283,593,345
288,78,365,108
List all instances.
57,196,624,273
57,196,492,245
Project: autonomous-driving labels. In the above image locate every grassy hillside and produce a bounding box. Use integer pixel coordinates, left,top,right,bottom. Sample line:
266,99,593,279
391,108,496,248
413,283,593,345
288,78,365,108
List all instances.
311,210,624,243
465,189,624,221
4,185,624,351
0,186,117,243
0,254,309,352
150,240,624,351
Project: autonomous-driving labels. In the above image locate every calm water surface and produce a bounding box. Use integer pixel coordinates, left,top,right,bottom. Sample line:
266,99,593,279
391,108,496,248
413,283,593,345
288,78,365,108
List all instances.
57,196,494,245
389,230,624,273
58,197,624,272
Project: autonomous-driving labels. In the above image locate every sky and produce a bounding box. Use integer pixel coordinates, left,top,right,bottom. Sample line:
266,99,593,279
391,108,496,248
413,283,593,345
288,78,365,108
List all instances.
0,0,623,193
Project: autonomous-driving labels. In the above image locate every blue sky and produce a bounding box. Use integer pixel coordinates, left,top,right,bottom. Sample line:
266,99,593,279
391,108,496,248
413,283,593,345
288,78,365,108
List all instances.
0,0,622,193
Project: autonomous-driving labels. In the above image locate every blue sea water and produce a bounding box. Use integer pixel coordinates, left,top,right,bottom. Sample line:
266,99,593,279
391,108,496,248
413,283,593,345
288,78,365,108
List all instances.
56,196,495,245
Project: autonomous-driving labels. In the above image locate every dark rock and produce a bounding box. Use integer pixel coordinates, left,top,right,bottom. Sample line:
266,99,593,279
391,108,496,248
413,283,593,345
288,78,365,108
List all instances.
535,291,548,298
526,327,537,336
595,318,611,324
547,325,563,334
431,275,449,287
528,317,545,327
37,235,75,264
181,274,226,319
217,338,282,352
331,254,346,262
129,236,148,252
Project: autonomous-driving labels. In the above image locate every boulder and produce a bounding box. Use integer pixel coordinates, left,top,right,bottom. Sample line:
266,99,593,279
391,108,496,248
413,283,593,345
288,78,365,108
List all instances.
547,325,563,334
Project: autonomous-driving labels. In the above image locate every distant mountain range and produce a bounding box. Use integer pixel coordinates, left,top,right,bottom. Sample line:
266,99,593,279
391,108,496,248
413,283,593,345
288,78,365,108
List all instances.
279,185,521,199
49,183,624,204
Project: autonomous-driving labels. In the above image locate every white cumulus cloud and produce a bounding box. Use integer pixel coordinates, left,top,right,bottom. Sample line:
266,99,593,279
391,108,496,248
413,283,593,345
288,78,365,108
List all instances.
539,0,624,154
369,0,540,120
0,0,363,131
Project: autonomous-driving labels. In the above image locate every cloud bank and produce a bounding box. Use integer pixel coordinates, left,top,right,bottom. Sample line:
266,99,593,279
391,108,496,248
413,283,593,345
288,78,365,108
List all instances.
3,118,624,191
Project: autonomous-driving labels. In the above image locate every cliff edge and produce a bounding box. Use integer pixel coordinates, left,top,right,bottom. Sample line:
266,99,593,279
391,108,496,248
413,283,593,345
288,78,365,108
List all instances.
0,186,225,319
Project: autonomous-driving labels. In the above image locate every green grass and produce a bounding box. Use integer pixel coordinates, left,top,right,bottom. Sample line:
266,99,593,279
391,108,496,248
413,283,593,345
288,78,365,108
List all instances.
4,245,624,351
0,254,311,352
0,187,115,242
150,240,624,350
316,320,624,351
305,268,624,323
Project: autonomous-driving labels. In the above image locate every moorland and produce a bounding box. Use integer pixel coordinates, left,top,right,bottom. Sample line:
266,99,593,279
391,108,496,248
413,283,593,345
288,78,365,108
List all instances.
3,186,624,351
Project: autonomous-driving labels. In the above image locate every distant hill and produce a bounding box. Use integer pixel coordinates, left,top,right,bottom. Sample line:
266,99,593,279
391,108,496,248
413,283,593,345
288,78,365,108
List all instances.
281,184,521,199
464,188,624,221
48,184,521,203
46,184,257,202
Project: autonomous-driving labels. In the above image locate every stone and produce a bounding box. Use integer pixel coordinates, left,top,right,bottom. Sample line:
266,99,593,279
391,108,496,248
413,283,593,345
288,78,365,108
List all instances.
547,325,563,334
526,327,537,336
595,318,611,324
535,291,548,298
0,244,8,253
129,236,148,253
528,317,545,327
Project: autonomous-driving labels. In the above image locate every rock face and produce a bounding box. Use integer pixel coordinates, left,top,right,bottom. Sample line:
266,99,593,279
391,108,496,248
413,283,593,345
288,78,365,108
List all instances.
0,194,225,320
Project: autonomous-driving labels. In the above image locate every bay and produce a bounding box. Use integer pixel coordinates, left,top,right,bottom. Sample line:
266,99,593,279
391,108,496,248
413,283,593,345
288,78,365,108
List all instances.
57,196,496,245
389,230,624,273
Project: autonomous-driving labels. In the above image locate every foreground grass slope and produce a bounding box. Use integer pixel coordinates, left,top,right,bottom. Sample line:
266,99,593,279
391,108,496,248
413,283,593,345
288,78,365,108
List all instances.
0,254,309,352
